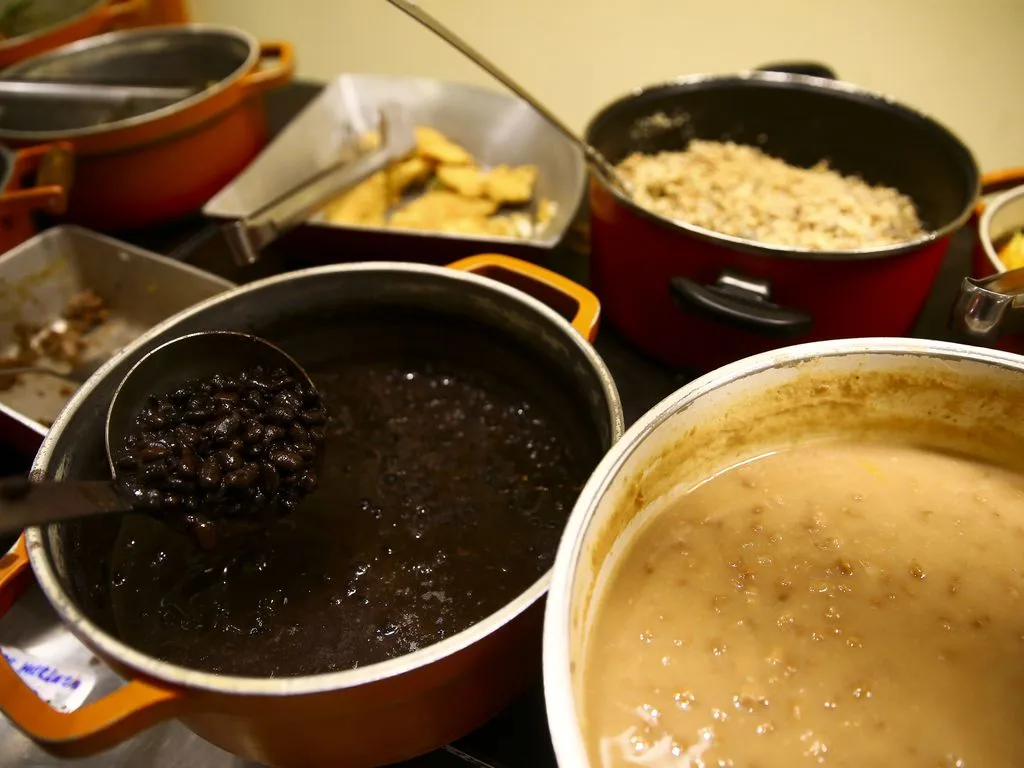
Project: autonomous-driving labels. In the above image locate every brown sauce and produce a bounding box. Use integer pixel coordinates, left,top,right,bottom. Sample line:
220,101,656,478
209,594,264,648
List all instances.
104,315,599,677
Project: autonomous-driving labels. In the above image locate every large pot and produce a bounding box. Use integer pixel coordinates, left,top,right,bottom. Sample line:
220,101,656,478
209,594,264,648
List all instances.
0,140,72,252
0,24,294,231
584,71,980,372
542,336,1024,766
0,0,146,69
0,254,623,767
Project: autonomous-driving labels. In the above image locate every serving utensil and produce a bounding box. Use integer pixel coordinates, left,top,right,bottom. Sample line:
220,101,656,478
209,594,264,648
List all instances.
0,79,195,104
223,100,417,265
0,331,322,536
384,0,631,195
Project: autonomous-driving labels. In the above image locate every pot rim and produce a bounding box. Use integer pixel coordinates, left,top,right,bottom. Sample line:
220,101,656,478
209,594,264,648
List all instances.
0,0,106,52
542,335,1024,768
585,70,981,262
979,182,1024,274
26,259,624,696
0,23,261,142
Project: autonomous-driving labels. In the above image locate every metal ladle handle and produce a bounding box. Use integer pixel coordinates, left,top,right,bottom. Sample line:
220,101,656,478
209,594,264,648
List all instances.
950,268,1024,342
384,0,629,195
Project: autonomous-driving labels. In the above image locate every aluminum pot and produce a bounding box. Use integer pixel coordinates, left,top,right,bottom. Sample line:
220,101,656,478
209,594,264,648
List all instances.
0,140,72,252
0,0,146,69
0,24,294,230
542,336,1024,766
584,70,980,372
0,254,623,767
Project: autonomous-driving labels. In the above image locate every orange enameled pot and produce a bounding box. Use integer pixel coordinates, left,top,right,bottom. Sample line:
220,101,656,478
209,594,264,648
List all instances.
0,0,147,69
0,24,294,231
0,141,72,253
0,255,623,768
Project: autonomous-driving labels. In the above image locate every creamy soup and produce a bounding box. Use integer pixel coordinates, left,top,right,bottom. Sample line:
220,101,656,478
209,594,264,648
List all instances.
583,441,1024,767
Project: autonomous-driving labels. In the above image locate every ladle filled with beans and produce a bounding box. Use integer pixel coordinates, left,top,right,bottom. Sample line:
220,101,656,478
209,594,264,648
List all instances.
107,331,328,548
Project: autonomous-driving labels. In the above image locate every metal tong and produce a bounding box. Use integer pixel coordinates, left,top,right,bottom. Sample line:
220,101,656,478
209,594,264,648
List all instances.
223,102,417,266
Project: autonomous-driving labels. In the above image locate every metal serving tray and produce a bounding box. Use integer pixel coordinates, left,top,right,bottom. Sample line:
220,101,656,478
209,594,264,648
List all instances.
0,225,236,435
202,73,587,264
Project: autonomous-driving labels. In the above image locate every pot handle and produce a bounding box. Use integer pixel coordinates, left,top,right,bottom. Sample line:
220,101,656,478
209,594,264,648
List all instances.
0,536,186,758
98,0,148,22
447,254,601,342
950,268,1024,342
670,270,813,339
239,42,296,97
1,143,73,217
975,168,1024,217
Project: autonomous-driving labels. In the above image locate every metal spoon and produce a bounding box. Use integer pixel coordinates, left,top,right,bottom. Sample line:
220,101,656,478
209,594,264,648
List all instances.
0,80,196,105
383,0,632,196
0,331,322,537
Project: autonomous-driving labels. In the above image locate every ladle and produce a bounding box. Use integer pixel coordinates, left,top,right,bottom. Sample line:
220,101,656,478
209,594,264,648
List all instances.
384,0,632,196
0,331,323,537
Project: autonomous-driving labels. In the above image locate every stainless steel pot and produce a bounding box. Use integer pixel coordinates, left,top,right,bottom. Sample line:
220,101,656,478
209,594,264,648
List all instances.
0,24,295,230
0,254,623,768
542,336,1024,766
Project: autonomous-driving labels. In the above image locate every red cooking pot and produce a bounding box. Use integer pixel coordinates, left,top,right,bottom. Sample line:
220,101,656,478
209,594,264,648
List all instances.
584,68,980,372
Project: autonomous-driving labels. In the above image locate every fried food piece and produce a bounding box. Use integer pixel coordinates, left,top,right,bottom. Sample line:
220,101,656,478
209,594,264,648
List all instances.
389,190,498,232
321,170,389,227
357,129,382,152
435,164,488,198
535,197,558,229
998,231,1024,271
415,126,474,165
483,164,538,205
387,156,434,201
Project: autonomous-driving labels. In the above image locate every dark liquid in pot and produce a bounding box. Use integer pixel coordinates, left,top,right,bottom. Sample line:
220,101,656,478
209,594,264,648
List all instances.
104,314,600,677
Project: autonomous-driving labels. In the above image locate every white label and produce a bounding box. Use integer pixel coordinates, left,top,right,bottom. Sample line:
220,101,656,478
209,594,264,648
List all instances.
0,644,97,713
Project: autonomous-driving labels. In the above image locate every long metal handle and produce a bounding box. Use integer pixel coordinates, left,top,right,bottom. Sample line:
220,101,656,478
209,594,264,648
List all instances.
223,148,394,265
950,269,1024,342
0,478,128,535
0,80,194,104
384,0,628,193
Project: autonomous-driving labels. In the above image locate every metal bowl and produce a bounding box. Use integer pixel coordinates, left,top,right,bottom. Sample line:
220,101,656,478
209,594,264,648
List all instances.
203,73,588,263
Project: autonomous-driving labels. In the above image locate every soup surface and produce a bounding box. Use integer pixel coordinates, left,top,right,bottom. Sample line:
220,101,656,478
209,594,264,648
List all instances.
102,315,599,676
584,441,1024,767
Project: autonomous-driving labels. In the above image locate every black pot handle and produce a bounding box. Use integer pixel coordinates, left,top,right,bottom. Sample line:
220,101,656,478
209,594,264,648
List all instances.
669,270,814,339
756,61,838,80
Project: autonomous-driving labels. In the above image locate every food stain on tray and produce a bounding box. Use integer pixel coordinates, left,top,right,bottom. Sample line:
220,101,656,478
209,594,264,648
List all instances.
319,125,557,240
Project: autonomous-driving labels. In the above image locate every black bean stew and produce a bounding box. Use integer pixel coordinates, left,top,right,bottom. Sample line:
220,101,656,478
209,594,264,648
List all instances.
114,366,327,548
101,313,603,677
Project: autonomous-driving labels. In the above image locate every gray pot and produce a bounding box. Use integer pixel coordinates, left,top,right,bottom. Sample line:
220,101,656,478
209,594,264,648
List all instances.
0,257,622,767
543,336,1024,767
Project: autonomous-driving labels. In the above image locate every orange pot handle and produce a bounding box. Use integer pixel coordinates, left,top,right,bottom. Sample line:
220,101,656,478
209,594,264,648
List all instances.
976,167,1024,218
447,254,601,342
0,536,186,758
0,143,73,218
98,0,149,22
239,41,296,97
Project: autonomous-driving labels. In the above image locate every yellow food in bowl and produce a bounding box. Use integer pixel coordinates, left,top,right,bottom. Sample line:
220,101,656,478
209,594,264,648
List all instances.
320,125,556,240
997,230,1024,270
584,440,1024,767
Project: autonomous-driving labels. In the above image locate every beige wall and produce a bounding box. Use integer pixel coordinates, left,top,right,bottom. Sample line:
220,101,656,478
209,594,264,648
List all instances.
191,0,1023,174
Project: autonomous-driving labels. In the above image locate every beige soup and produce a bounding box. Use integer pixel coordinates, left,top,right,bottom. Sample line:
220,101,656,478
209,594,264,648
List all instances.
583,441,1024,767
